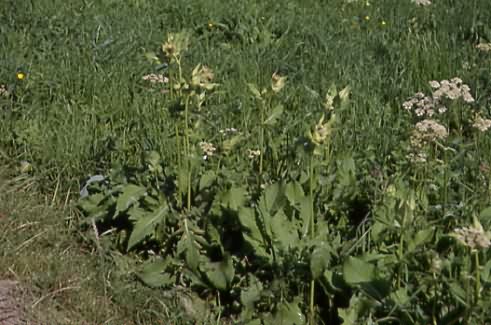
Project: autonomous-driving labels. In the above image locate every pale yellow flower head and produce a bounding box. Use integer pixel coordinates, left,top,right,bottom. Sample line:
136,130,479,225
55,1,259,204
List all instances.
162,32,190,60
0,84,8,97
271,72,287,93
310,114,336,148
191,64,218,91
476,43,491,52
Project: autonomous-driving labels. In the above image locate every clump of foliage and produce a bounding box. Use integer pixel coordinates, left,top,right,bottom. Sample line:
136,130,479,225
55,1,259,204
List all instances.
78,30,491,325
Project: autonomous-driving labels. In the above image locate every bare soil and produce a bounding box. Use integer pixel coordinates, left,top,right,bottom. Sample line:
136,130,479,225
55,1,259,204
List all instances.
0,280,24,325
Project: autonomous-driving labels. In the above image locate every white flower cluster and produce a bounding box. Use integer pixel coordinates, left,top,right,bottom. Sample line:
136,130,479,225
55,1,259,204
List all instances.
412,0,431,6
403,78,474,118
199,141,216,160
473,115,491,132
453,220,491,250
219,127,238,135
411,119,448,148
142,74,169,84
430,78,474,103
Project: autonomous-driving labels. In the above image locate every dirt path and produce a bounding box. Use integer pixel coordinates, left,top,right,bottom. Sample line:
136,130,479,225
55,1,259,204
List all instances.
0,280,24,325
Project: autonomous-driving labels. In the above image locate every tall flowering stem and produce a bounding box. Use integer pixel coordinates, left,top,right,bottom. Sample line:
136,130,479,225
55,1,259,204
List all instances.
248,72,286,183
307,110,337,325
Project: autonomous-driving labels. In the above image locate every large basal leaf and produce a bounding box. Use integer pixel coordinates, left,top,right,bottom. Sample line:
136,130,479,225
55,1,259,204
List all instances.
199,170,216,190
127,204,168,251
271,209,299,252
264,301,306,325
238,207,270,260
284,181,305,208
220,186,248,211
310,243,332,280
343,256,376,285
137,258,175,288
115,184,146,213
78,192,109,221
202,254,235,291
260,182,282,213
177,231,201,273
240,274,263,309
185,234,201,273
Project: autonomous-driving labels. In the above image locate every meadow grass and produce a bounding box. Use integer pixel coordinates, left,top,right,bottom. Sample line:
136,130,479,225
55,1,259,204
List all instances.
2,0,490,187
2,0,491,324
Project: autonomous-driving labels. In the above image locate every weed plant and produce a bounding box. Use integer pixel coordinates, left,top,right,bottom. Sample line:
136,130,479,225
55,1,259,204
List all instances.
2,0,491,324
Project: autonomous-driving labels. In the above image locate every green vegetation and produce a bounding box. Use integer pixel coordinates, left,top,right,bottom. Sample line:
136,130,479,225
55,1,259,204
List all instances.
2,0,491,323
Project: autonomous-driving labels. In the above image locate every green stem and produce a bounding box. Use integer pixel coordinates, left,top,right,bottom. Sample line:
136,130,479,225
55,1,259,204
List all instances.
175,124,182,207
309,155,315,325
443,148,449,216
259,102,265,177
464,249,471,323
474,251,480,304
184,97,191,211
432,272,437,325
398,230,404,289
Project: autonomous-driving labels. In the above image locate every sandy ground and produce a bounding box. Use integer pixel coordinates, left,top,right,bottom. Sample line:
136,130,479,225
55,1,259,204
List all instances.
0,280,24,325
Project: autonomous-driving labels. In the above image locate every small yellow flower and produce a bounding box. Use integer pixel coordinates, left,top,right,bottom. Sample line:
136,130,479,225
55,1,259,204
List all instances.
208,22,214,29
364,16,370,21
381,20,387,26
16,72,25,80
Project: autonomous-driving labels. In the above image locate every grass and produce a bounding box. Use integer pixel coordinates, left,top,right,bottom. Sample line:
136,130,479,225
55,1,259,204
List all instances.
2,0,489,188
0,165,178,324
2,0,491,324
